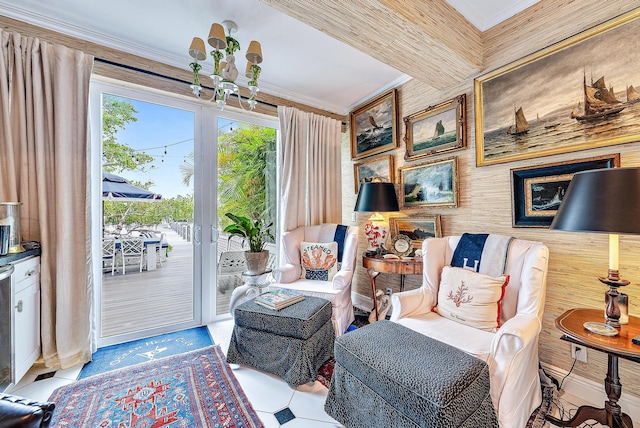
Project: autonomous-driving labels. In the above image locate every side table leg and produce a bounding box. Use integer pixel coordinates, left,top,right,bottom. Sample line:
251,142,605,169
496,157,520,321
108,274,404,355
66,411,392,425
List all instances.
367,268,380,321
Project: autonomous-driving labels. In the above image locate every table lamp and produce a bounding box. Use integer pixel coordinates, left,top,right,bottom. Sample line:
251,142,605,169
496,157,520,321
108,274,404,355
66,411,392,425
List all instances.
354,182,400,257
550,167,640,327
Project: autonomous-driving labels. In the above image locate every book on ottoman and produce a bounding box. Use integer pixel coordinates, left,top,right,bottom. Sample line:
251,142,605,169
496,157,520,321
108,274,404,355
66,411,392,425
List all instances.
255,288,304,310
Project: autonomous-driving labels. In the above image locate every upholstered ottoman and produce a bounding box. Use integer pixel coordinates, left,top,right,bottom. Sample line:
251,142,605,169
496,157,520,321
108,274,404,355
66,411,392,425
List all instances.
227,295,334,386
324,320,498,428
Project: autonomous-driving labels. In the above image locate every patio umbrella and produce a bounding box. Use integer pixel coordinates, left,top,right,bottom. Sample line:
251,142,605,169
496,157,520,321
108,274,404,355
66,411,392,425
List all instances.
102,172,162,202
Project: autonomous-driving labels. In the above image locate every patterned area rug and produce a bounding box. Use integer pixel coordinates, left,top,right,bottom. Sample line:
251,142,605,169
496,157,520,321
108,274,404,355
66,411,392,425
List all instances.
49,345,263,427
526,386,556,427
79,326,213,379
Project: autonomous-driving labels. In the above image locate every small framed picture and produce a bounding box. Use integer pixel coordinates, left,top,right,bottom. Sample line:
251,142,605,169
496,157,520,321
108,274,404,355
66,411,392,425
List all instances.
511,154,620,227
350,89,398,160
399,157,458,208
353,155,394,193
390,215,442,249
404,94,466,161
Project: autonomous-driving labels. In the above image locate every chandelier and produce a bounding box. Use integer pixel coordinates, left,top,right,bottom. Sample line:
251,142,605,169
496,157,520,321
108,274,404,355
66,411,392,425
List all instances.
188,20,263,111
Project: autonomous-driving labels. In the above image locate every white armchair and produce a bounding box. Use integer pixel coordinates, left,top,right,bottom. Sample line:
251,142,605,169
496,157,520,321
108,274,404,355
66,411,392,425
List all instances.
390,235,549,428
270,224,358,336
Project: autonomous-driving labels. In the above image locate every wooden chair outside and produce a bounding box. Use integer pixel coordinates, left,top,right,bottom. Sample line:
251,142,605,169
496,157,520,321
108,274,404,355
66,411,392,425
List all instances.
120,237,144,275
102,238,117,275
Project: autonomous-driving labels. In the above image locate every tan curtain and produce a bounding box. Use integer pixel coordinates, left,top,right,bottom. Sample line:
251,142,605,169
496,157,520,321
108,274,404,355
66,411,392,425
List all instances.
0,30,94,369
277,106,342,232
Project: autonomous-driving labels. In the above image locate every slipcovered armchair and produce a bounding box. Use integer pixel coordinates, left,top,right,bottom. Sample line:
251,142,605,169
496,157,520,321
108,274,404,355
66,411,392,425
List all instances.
270,224,358,336
390,235,549,428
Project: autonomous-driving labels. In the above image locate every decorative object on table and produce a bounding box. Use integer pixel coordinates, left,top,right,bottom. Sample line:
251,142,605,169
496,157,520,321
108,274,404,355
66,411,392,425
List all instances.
78,326,213,379
0,225,9,256
187,20,263,111
475,9,640,167
50,346,263,428
350,88,398,160
551,167,640,328
354,182,400,256
511,154,620,227
390,234,413,257
0,202,24,253
399,157,458,208
389,215,442,249
404,94,466,161
583,321,619,336
254,288,305,310
300,241,338,281
223,212,274,274
353,154,394,193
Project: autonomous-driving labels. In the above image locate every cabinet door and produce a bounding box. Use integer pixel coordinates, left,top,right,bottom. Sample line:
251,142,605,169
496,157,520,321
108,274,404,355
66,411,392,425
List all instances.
14,283,40,382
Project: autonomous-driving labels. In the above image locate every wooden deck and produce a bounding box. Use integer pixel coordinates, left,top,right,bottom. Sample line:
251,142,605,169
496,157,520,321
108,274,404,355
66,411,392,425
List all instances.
101,226,252,338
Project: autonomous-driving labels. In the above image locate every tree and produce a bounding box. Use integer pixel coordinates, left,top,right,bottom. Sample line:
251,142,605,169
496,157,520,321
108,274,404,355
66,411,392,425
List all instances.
102,94,153,173
217,125,276,236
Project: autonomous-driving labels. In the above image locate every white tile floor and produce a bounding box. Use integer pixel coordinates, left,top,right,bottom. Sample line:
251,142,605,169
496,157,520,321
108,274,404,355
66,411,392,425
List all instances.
4,319,622,428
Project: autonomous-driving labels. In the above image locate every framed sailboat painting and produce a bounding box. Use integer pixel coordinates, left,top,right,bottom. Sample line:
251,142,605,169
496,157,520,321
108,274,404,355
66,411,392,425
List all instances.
404,94,466,161
510,154,619,227
350,89,398,160
475,8,640,166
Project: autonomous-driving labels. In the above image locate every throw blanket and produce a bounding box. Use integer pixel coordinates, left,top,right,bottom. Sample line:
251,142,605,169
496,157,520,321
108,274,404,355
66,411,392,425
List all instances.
451,233,514,277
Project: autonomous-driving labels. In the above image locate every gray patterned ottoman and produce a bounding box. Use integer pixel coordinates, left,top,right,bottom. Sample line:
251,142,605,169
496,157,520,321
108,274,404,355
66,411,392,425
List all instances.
324,320,498,428
227,295,334,386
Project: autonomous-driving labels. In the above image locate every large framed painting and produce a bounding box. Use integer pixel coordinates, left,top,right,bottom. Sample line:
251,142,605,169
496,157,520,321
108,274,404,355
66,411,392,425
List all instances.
350,89,398,160
511,154,620,227
475,9,640,166
353,155,394,193
399,157,458,208
390,215,442,249
404,94,466,161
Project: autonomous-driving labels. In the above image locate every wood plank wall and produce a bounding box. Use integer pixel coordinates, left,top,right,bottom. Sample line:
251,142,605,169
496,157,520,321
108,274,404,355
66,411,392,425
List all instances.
343,0,640,398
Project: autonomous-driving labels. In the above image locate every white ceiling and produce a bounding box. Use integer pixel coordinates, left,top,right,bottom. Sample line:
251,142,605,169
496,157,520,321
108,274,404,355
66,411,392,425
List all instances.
0,0,538,115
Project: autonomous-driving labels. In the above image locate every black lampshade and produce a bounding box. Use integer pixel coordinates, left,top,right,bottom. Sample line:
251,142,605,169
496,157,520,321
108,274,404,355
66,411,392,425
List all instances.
550,167,640,235
354,182,400,212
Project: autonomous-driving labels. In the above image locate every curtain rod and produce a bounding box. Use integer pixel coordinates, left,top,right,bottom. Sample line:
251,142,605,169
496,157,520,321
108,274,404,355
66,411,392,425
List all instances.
94,57,279,110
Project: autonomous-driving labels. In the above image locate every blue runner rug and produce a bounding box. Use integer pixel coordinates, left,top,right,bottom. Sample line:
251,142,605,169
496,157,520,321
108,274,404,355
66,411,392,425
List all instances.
78,326,213,379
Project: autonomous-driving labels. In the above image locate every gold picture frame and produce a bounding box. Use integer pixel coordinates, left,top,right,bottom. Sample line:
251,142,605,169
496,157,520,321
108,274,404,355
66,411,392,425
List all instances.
399,157,458,208
404,94,466,161
390,215,442,249
475,9,640,166
350,89,398,160
353,155,394,194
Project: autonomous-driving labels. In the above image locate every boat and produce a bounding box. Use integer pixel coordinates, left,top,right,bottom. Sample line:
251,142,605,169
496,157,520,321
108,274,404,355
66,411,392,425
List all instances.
369,115,382,130
507,107,529,135
433,119,445,138
571,73,625,122
627,85,640,104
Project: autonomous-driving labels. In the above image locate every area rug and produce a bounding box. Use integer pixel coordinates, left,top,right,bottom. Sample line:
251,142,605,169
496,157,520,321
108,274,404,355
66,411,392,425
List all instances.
526,386,556,427
49,345,263,428
78,326,213,379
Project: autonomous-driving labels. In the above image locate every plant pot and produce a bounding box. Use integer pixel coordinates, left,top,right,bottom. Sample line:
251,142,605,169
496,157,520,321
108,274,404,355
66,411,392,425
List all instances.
244,250,269,275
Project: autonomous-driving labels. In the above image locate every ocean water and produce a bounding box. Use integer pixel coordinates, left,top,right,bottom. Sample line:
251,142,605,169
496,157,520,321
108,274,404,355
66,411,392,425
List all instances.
484,101,640,160
356,126,394,154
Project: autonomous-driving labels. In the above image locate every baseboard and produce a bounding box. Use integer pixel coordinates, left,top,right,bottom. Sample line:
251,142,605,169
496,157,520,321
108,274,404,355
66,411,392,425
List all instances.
352,292,372,312
541,362,640,423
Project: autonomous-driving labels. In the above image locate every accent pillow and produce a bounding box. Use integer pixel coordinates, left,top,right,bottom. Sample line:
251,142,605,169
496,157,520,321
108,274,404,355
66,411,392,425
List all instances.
300,241,339,281
435,266,510,332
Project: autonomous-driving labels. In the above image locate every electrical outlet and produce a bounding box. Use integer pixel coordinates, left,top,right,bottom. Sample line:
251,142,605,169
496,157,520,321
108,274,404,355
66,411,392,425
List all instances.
386,287,393,296
571,344,587,362
351,212,356,222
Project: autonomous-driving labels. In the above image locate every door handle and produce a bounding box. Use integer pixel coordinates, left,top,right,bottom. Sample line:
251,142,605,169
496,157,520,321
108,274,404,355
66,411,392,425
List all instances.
15,300,23,313
211,226,219,243
194,225,202,244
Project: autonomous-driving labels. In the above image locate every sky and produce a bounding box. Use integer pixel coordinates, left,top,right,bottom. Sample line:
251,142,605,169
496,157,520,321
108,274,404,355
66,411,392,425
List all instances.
110,97,235,199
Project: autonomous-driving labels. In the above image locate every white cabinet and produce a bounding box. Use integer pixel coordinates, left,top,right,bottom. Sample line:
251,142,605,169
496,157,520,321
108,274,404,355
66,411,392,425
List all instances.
12,256,41,384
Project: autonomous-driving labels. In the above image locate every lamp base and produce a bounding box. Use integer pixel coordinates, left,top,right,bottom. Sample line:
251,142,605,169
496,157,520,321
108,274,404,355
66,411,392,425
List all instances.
599,270,629,328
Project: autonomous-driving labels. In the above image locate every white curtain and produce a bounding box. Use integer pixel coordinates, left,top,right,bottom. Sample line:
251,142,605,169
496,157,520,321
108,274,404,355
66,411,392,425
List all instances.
0,30,94,369
277,106,342,233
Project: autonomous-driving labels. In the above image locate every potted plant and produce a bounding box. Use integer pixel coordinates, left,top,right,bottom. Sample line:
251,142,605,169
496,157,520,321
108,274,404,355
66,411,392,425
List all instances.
223,213,274,274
